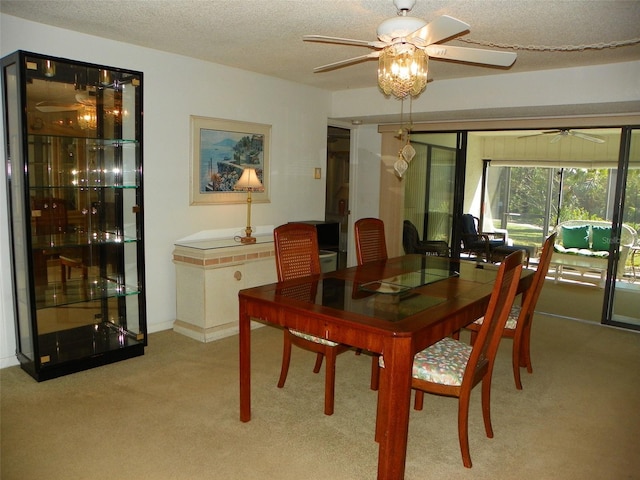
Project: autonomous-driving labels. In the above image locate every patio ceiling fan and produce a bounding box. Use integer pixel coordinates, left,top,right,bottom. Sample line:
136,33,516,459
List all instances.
518,129,606,144
303,0,517,74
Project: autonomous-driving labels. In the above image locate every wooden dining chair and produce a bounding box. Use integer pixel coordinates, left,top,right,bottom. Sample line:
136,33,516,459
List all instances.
273,223,352,416
354,217,388,265
377,250,523,468
415,250,522,467
466,232,556,389
353,217,390,391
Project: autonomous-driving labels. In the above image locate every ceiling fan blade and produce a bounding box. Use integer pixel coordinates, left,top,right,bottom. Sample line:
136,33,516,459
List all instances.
517,130,561,139
303,35,386,49
35,101,82,112
569,131,605,144
313,52,380,72
425,44,516,67
550,134,563,144
518,133,545,139
407,15,469,46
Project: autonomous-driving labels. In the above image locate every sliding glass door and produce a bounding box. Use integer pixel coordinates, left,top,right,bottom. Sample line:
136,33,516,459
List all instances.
403,133,457,249
608,127,640,329
390,124,639,329
484,164,561,249
469,127,640,328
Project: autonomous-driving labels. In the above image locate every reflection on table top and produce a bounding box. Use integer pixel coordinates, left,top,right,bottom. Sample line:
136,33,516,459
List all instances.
245,255,509,326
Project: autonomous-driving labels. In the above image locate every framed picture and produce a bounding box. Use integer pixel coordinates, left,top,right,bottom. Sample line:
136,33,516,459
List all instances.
190,116,270,205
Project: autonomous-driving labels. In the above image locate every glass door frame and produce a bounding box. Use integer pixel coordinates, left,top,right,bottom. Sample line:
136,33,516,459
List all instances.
603,125,640,330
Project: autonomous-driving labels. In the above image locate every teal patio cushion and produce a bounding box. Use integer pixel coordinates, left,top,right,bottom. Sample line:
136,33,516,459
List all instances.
562,225,589,249
591,226,611,251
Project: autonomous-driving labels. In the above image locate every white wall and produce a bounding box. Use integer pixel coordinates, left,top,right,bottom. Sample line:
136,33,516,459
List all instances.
330,60,640,122
0,15,332,367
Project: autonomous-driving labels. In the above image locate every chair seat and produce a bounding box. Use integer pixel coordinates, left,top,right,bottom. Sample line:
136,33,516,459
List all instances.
474,305,520,331
413,337,476,386
290,329,339,347
379,337,485,387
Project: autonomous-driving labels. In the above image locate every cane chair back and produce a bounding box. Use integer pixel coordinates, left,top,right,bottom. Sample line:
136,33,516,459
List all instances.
354,217,388,265
273,223,351,415
353,218,389,391
274,223,321,281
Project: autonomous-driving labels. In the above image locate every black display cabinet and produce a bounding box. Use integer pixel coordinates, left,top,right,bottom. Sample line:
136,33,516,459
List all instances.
1,51,146,381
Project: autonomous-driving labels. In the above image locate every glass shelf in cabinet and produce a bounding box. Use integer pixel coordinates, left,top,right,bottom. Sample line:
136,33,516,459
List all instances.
34,277,142,310
32,232,139,249
37,322,144,368
27,134,138,144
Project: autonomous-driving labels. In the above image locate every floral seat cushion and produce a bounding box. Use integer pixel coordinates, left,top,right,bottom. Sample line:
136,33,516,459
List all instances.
473,305,520,331
290,329,339,346
411,337,475,386
379,337,480,387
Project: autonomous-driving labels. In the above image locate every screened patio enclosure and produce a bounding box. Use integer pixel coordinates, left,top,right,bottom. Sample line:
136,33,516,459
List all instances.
469,128,639,329
387,125,639,329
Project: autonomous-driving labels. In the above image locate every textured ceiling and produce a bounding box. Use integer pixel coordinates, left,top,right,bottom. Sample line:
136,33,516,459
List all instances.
2,0,640,92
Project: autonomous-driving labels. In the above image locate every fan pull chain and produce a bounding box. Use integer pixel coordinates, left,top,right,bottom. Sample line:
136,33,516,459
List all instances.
394,97,408,177
402,96,416,162
394,97,416,178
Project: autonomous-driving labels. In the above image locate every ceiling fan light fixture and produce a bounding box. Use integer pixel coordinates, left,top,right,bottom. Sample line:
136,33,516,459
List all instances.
77,105,97,130
378,44,428,98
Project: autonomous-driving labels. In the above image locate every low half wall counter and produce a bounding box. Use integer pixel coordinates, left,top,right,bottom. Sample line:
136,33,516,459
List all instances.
172,236,276,342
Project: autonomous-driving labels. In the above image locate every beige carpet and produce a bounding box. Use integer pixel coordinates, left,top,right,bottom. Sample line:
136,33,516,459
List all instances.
1,314,639,480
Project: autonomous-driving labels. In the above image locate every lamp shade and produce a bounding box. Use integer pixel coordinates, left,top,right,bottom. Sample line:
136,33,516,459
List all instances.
234,167,264,192
378,43,428,99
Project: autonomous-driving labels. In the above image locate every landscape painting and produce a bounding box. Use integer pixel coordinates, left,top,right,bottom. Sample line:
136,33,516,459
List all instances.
190,116,270,205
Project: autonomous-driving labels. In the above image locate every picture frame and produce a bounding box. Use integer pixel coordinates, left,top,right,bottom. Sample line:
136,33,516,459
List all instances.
190,116,271,205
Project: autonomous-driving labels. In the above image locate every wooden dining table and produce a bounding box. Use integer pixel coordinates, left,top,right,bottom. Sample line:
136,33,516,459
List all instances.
238,254,532,479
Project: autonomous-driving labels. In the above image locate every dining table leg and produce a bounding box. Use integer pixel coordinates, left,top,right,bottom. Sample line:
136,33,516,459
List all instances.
239,299,251,422
376,336,414,480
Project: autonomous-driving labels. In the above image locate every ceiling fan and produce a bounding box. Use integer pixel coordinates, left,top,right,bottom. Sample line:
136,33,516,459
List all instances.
35,91,97,113
303,0,517,75
518,129,606,144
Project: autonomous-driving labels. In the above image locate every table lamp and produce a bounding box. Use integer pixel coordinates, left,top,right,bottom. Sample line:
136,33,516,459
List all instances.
234,167,264,244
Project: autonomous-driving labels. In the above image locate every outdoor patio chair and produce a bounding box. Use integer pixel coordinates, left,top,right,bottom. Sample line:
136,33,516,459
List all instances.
460,214,506,262
402,219,449,257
